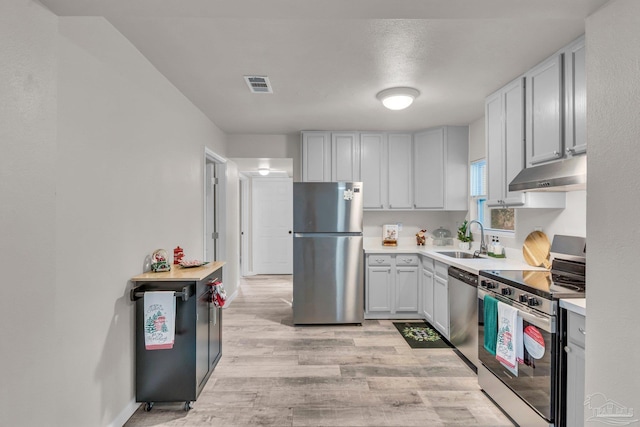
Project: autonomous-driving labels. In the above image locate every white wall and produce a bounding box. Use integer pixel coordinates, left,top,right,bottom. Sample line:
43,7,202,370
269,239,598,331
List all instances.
224,160,241,297
55,16,229,426
1,2,235,425
0,1,58,425
585,0,640,419
227,133,301,181
364,211,467,246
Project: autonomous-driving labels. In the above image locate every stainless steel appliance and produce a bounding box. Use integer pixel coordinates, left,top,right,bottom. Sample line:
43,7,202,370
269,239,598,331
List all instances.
293,182,364,324
448,266,478,370
478,235,586,427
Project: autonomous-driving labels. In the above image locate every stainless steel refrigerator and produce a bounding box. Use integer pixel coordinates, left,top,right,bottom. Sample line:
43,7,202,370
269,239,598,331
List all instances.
293,182,364,325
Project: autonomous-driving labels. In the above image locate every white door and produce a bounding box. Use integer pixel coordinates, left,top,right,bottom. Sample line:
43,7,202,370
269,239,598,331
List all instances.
252,177,293,274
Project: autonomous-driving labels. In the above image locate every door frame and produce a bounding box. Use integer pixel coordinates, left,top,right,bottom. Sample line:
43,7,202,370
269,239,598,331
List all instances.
204,148,227,266
239,173,253,277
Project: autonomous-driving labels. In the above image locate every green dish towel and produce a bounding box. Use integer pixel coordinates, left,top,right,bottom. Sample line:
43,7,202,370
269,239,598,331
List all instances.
484,294,498,355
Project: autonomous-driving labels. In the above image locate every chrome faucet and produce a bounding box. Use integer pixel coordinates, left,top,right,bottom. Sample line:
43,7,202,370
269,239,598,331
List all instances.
466,220,487,255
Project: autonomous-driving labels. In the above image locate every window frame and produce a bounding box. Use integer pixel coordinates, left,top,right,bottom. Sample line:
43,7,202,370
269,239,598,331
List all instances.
470,159,516,236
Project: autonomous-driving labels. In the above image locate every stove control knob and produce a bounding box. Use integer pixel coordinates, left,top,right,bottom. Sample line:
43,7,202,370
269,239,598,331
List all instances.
486,282,497,289
528,297,540,307
519,294,528,303
501,288,512,296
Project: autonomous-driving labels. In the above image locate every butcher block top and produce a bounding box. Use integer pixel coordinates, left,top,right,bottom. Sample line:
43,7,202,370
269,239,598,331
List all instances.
131,261,225,282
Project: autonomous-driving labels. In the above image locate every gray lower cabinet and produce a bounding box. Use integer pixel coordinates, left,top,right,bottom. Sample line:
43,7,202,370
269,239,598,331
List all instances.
565,310,586,427
395,255,420,312
433,261,450,338
421,257,435,324
366,256,393,313
419,256,449,338
365,254,420,319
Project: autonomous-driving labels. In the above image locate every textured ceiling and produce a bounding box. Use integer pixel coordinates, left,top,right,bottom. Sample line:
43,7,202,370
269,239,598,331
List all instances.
40,0,609,134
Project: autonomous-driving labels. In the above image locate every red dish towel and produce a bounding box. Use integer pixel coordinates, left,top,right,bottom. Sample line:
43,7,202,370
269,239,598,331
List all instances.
144,291,175,350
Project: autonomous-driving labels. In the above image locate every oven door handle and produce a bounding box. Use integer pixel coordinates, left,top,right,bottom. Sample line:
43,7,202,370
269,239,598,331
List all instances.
478,288,555,333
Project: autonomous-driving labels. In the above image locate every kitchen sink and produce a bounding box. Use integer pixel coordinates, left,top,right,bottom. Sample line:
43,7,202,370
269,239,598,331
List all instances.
437,251,477,259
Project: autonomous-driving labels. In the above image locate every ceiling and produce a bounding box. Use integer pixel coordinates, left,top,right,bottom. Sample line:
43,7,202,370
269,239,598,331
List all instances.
40,0,608,135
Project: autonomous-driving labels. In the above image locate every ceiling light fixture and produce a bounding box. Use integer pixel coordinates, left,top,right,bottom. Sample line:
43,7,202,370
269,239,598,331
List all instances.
258,167,270,176
376,87,420,110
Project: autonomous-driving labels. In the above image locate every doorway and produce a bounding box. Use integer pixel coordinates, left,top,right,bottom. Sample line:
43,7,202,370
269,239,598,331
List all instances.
204,149,227,264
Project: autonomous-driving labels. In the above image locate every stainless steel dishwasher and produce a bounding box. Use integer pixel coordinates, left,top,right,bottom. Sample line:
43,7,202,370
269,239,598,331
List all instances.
448,266,478,370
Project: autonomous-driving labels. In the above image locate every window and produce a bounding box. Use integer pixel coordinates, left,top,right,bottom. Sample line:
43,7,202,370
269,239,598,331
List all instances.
470,159,515,233
470,160,486,226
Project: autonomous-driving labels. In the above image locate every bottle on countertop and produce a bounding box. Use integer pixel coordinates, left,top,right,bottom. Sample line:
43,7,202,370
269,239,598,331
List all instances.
487,236,495,254
493,237,504,256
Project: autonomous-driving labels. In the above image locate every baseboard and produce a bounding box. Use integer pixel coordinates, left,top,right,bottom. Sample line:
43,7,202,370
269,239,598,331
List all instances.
222,288,238,308
108,399,139,427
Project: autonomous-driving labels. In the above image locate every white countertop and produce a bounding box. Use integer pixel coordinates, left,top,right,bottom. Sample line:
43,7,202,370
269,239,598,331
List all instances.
560,298,586,316
364,243,546,275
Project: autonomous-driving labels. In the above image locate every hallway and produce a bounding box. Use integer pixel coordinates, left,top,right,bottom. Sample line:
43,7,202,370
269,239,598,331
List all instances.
125,275,512,426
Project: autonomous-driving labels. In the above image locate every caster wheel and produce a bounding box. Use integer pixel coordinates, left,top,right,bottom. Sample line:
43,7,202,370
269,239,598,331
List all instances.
144,402,154,412
184,401,193,411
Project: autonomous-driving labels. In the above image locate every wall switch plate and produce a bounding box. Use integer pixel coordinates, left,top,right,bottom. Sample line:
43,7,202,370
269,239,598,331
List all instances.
397,223,403,231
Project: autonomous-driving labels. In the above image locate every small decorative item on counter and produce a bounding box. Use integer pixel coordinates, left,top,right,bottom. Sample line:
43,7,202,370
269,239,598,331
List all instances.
457,221,473,250
151,249,171,272
432,226,453,246
416,229,427,246
382,224,399,246
173,246,184,264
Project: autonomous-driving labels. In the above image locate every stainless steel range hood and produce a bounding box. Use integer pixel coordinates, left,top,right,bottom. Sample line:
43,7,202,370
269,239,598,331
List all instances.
509,155,586,192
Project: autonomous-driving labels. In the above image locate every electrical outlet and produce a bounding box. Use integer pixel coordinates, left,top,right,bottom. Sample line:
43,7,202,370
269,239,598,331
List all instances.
397,223,403,231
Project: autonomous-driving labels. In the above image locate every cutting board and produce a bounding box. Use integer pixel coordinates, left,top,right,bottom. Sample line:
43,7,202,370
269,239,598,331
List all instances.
523,231,551,269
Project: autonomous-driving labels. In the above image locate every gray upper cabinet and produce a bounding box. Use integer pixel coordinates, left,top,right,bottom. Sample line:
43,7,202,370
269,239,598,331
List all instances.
564,36,586,156
414,128,444,209
360,133,387,209
526,53,564,167
443,126,469,211
387,133,414,209
487,78,565,209
302,131,331,182
302,128,469,211
331,132,360,182
486,78,527,207
525,35,587,167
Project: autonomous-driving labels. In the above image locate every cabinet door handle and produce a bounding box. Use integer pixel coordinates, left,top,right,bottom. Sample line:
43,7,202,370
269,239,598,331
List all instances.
564,345,571,353
566,147,576,154
553,150,561,157
376,258,384,263
578,327,586,335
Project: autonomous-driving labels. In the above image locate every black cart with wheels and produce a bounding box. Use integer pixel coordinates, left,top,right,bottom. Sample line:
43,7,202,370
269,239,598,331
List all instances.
130,263,224,412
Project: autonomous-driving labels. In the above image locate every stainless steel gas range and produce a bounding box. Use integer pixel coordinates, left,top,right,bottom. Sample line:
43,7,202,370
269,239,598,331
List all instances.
477,235,586,427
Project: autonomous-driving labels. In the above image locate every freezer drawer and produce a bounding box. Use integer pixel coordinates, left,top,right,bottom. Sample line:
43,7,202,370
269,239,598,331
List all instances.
293,234,363,324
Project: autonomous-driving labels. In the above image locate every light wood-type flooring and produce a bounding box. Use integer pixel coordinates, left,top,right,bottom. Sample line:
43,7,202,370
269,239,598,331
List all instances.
125,275,513,426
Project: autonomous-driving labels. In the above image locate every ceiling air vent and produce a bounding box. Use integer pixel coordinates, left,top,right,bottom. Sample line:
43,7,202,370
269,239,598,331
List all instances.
244,75,273,94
